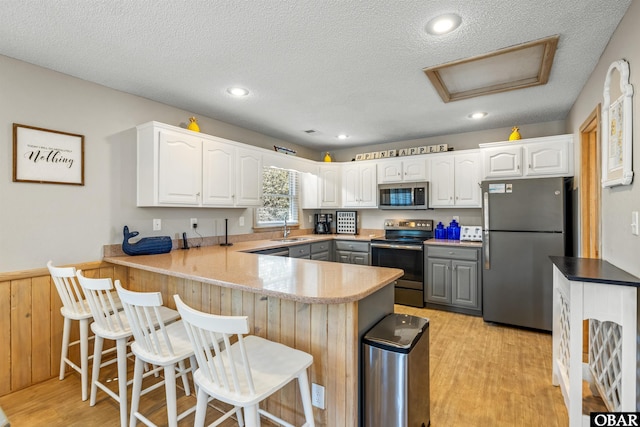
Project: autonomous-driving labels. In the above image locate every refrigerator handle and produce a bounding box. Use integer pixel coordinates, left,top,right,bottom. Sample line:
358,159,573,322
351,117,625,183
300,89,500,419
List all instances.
483,191,490,270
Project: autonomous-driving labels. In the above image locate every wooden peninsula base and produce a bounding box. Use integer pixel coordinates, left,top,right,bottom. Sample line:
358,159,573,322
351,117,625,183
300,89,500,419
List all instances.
105,244,401,426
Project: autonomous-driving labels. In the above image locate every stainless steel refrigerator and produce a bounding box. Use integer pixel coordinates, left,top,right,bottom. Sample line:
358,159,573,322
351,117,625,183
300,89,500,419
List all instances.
481,177,572,331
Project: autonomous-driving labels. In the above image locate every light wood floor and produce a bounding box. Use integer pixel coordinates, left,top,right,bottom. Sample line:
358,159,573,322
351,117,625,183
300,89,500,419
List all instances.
1,306,596,426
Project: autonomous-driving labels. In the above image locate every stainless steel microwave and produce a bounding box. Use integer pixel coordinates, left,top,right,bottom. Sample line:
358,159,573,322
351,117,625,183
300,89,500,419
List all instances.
378,182,429,210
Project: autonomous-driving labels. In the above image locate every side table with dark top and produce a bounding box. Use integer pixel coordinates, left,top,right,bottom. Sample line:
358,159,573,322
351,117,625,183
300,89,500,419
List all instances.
549,256,640,426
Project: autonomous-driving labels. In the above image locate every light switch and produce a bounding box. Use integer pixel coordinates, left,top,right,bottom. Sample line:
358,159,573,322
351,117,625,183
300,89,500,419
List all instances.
153,219,161,231
632,211,639,236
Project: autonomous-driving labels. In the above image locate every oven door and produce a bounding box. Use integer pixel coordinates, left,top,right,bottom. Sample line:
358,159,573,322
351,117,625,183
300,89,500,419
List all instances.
371,243,424,307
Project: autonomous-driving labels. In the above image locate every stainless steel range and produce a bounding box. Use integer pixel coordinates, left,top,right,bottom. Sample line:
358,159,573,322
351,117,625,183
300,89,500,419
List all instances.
370,219,433,307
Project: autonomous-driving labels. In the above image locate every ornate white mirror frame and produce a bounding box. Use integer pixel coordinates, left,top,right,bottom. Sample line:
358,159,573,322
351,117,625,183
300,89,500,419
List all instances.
602,59,634,187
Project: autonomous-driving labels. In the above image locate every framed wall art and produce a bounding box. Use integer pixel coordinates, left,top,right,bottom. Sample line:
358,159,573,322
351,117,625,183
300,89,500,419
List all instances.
13,123,84,185
602,59,634,187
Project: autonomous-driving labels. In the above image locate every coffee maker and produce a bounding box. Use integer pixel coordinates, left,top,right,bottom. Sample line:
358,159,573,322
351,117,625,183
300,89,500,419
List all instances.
314,213,333,234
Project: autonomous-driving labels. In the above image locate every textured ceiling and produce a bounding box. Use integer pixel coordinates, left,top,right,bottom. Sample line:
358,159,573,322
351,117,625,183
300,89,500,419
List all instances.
0,1,632,149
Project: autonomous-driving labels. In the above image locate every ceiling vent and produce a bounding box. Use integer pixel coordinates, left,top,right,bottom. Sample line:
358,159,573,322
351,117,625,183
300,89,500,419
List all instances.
423,35,559,103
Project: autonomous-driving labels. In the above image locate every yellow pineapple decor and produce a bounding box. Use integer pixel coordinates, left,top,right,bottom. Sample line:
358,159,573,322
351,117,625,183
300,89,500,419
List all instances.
187,117,200,132
509,126,521,141
323,152,332,162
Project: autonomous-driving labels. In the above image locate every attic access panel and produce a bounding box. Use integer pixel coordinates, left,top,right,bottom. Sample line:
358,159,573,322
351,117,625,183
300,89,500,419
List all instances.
423,35,559,103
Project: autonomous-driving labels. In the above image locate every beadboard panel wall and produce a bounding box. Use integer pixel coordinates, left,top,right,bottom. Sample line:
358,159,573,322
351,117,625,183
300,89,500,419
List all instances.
0,262,126,397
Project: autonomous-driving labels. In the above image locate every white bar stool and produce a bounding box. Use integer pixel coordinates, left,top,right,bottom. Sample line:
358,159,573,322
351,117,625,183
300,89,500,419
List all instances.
115,281,197,427
47,260,108,401
174,295,316,427
76,270,180,427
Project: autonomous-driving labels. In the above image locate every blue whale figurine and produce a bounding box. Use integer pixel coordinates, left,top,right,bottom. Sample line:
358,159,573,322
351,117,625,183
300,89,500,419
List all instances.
122,226,172,256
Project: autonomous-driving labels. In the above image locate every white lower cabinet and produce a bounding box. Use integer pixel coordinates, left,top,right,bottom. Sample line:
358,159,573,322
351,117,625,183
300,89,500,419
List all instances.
429,151,481,208
137,122,261,208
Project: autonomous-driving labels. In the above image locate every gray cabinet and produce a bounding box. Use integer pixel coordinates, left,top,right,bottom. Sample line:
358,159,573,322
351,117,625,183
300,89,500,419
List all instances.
335,240,370,265
310,241,332,261
288,244,311,259
425,246,481,315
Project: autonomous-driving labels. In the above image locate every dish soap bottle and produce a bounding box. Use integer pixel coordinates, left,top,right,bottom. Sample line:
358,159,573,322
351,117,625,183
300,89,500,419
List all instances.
187,117,200,132
323,152,332,162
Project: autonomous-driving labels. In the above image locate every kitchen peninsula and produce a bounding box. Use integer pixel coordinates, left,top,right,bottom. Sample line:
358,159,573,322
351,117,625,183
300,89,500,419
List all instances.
104,238,403,426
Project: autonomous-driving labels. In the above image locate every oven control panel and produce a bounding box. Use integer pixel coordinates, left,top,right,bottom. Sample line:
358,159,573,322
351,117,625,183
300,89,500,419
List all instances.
460,226,483,241
383,219,433,230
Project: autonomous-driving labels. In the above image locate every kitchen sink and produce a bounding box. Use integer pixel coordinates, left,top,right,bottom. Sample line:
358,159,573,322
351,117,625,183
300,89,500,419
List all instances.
270,237,310,242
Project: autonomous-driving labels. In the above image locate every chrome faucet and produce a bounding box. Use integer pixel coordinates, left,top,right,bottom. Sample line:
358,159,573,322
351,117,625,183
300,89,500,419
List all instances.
283,215,290,238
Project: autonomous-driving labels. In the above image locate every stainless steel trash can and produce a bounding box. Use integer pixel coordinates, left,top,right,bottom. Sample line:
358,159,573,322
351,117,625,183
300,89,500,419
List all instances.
363,313,430,427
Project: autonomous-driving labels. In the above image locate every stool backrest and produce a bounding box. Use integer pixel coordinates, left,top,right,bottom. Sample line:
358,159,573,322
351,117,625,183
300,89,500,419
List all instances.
76,270,127,334
174,295,255,396
115,281,176,358
47,260,90,316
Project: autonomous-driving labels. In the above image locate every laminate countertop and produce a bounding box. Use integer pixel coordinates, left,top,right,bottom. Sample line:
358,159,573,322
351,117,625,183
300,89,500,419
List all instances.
104,235,402,304
424,239,483,248
550,256,640,287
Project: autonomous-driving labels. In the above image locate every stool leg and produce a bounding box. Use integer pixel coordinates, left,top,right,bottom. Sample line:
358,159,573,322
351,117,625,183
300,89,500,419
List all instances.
194,387,209,427
243,405,260,427
129,357,144,427
164,365,178,427
59,317,71,380
177,359,191,396
89,335,104,407
79,318,89,401
116,338,128,427
297,371,315,427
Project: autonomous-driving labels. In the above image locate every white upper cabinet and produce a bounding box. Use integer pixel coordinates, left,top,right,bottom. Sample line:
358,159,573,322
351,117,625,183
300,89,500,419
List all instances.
454,152,482,207
430,151,481,208
342,161,377,208
524,139,571,176
480,134,573,180
202,138,235,206
319,164,341,208
137,122,262,208
235,147,262,206
377,157,427,183
481,146,522,179
156,128,203,205
430,155,455,207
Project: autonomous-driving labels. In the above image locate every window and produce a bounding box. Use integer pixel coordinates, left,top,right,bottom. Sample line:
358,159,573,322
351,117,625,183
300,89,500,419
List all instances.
255,167,299,227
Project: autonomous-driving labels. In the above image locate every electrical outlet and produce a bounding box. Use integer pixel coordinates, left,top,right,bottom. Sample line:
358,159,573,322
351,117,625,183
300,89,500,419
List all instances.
239,216,245,227
452,215,460,222
190,218,198,229
632,211,639,236
309,215,313,223
311,383,325,409
153,219,161,231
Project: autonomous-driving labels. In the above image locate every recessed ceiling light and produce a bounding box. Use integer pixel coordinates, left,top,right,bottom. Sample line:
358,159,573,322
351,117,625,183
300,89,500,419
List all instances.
227,87,249,97
337,134,349,140
426,13,462,35
469,112,488,119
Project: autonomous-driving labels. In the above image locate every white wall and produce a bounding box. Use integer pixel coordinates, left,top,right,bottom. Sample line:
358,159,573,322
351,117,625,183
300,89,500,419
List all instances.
565,0,640,277
0,55,316,272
